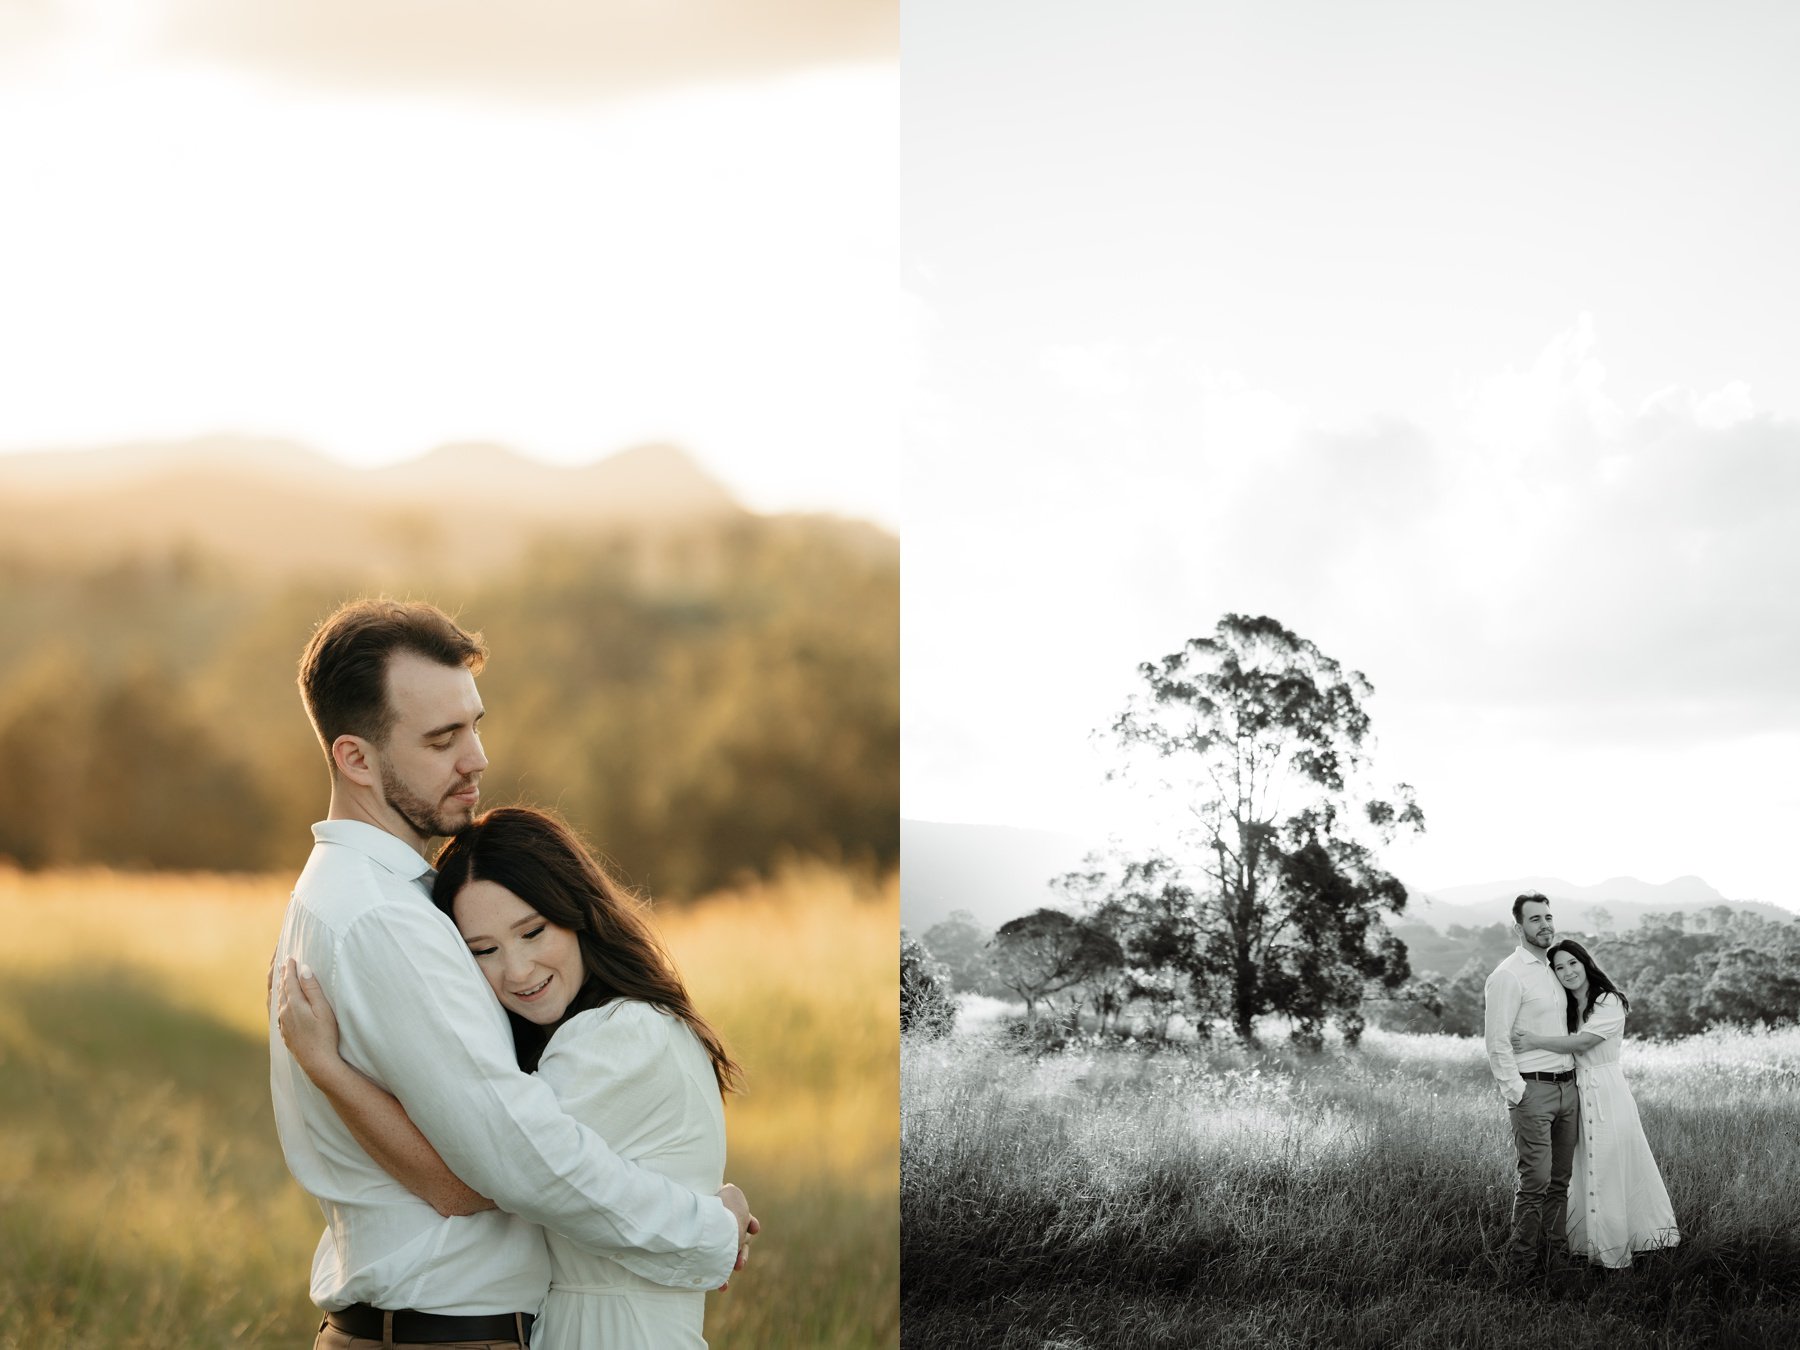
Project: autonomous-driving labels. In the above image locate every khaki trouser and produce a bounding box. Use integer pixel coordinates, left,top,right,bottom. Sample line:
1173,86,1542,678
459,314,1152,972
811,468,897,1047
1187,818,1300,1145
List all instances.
1506,1077,1578,1269
314,1315,529,1350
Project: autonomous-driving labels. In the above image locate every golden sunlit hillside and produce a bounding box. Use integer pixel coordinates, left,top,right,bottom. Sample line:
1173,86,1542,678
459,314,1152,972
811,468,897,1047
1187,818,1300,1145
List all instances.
0,443,898,896
0,439,759,580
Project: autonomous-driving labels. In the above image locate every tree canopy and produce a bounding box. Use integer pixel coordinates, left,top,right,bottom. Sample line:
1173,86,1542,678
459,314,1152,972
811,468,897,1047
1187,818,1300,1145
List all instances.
1107,614,1423,1046
988,907,1124,1021
901,930,957,1038
1370,907,1800,1040
919,910,998,995
0,518,896,896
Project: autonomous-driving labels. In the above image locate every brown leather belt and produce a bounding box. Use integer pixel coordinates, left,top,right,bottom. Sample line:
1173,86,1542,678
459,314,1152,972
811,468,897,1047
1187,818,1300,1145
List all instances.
325,1303,534,1344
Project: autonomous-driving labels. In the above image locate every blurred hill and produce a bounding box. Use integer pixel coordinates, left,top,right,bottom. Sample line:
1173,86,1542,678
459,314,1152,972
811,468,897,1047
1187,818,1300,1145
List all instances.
1392,875,1790,966
901,816,1788,973
0,437,790,581
0,440,896,896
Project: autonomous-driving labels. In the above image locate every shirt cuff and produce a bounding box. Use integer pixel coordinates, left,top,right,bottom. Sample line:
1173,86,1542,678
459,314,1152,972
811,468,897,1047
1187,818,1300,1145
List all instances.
680,1198,739,1289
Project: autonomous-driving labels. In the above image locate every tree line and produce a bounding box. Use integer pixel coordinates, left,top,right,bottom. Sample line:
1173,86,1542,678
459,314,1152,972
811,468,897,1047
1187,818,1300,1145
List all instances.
1370,906,1800,1040
0,517,897,898
912,900,1800,1045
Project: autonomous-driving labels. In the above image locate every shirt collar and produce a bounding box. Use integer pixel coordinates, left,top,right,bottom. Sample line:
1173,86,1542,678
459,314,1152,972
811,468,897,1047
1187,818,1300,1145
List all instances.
312,819,435,884
1516,941,1551,966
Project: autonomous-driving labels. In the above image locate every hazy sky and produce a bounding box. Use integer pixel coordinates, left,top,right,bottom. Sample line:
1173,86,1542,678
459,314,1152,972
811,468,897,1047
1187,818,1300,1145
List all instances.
904,2,1800,910
0,0,896,524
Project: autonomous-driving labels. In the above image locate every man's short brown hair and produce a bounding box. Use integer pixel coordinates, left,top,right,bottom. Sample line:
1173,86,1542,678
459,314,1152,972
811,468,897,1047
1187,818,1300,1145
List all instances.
1512,890,1550,925
298,599,487,768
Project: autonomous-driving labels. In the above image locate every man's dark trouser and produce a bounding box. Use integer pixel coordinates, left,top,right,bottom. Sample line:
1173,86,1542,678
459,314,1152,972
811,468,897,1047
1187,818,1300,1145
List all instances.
1506,1077,1578,1270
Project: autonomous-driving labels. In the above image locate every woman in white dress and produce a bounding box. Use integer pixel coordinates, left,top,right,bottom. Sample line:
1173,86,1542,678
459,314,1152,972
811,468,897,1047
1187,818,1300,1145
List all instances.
280,806,743,1348
1511,939,1679,1269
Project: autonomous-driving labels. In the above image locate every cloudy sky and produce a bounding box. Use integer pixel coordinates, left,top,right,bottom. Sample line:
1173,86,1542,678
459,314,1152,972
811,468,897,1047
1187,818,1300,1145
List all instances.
0,0,896,524
903,1,1800,910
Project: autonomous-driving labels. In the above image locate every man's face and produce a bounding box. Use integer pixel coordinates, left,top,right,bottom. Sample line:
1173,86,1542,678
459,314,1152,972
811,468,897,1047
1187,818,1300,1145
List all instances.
1517,900,1555,950
369,652,488,844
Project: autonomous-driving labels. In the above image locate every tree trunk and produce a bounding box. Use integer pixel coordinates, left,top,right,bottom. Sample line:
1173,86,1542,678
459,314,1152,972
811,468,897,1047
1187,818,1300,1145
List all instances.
1233,932,1258,1043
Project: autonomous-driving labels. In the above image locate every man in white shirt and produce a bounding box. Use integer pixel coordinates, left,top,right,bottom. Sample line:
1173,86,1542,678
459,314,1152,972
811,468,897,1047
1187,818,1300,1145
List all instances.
1483,890,1578,1285
269,598,753,1348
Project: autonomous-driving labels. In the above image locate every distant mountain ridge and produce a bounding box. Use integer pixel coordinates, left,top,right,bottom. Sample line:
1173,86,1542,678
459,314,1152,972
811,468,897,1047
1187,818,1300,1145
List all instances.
0,435,738,511
0,436,890,580
901,816,1791,941
1397,876,1789,933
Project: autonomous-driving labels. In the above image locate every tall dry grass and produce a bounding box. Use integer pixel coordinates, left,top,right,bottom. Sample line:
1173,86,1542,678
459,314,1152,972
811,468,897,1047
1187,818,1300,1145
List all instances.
0,863,897,1349
901,1019,1800,1349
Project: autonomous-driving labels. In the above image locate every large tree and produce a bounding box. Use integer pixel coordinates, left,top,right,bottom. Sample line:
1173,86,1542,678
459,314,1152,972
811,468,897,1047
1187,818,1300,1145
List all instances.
1108,614,1423,1045
988,908,1123,1022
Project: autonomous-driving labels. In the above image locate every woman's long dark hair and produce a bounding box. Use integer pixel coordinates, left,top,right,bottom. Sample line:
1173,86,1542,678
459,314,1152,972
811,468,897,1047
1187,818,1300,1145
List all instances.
1547,938,1630,1031
432,806,742,1095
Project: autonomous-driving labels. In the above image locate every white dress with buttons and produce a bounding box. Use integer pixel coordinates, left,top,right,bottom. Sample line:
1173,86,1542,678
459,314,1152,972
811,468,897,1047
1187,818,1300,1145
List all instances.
1567,993,1679,1268
530,1000,726,1349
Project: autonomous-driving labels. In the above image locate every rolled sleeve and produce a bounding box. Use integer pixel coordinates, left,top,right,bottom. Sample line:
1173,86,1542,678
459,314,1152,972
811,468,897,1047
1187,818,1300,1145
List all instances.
330,902,736,1291
1482,967,1525,1105
1584,993,1626,1042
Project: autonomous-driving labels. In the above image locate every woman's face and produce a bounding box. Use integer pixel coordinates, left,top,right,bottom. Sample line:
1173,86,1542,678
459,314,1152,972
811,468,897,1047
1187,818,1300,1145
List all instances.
1552,950,1589,997
453,879,584,1025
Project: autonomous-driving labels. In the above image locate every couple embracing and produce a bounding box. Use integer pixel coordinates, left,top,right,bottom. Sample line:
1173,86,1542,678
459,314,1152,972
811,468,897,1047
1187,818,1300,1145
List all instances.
1485,891,1679,1286
269,598,759,1349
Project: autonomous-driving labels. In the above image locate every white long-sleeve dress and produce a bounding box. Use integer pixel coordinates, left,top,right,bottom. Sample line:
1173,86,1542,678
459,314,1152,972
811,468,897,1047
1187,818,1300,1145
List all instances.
531,1000,727,1349
1568,993,1679,1268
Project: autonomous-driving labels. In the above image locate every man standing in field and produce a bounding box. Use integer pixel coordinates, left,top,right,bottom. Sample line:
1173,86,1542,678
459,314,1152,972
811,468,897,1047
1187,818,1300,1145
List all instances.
1484,890,1579,1287
268,598,752,1349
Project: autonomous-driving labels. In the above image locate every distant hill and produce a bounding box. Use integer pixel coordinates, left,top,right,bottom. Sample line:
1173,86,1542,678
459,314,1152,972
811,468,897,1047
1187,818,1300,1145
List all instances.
901,816,1792,974
901,818,1091,934
0,448,897,887
1397,875,1789,936
0,436,837,580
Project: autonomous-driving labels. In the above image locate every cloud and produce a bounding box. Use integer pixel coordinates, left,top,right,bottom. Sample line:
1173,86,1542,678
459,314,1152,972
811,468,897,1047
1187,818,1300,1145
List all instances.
1260,325,1800,745
1471,312,1621,434
934,318,1800,750
153,0,894,100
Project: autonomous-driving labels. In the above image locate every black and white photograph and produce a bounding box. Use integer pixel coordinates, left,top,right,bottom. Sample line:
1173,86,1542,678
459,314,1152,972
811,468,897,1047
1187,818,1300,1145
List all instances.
902,3,1800,1346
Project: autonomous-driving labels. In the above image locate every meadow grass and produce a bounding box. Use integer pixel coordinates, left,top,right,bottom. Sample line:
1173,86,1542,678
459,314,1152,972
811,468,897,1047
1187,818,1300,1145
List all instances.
901,1016,1800,1349
0,863,897,1350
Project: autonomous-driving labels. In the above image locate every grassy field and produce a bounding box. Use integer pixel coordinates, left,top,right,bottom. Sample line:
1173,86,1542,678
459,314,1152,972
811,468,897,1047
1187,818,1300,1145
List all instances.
902,1013,1800,1349
0,862,898,1350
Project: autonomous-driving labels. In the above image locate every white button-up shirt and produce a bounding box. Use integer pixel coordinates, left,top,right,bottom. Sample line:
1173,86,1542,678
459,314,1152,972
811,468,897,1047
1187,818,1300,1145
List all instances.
268,820,736,1314
1483,943,1576,1105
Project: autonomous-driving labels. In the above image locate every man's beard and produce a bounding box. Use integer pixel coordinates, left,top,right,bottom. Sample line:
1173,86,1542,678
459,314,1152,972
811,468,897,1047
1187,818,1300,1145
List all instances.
380,761,474,840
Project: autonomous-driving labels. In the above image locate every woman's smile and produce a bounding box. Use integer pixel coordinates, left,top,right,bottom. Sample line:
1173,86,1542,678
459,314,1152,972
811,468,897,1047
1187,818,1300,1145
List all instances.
454,878,585,1025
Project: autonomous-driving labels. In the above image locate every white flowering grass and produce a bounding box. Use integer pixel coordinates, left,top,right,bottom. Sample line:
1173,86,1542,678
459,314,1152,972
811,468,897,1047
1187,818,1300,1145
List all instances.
902,1019,1800,1349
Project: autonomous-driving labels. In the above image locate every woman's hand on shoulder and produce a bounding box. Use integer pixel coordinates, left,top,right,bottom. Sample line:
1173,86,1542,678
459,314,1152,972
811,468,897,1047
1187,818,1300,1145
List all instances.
278,958,349,1086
